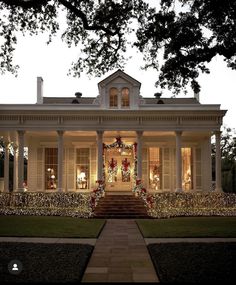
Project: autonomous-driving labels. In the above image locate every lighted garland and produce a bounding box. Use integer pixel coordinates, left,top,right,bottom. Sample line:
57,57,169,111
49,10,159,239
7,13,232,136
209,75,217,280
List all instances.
103,136,138,182
132,179,147,196
90,180,105,210
0,192,93,218
107,158,118,182
121,158,131,181
141,192,236,218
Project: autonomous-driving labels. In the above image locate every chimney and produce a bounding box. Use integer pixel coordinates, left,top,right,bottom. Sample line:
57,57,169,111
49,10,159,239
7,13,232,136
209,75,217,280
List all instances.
37,77,43,104
194,91,200,102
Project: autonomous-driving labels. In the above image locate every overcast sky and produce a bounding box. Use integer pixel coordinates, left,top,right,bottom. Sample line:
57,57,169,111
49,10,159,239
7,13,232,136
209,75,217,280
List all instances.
0,2,235,129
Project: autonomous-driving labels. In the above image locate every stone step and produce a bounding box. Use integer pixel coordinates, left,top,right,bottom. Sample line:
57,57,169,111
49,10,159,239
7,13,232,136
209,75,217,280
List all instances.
94,194,149,218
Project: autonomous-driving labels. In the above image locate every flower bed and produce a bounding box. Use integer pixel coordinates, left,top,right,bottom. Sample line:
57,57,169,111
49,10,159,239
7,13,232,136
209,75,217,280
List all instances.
0,192,93,218
142,192,236,218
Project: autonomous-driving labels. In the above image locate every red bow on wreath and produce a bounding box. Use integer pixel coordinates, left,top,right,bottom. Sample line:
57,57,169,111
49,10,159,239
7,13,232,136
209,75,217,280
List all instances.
109,158,117,170
122,158,130,171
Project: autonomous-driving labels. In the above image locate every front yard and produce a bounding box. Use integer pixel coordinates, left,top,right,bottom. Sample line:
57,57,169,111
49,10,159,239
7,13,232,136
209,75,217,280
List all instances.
0,216,105,238
136,217,236,237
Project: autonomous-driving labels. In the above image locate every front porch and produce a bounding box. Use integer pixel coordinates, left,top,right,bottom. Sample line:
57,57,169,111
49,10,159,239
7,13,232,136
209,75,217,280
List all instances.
0,129,222,193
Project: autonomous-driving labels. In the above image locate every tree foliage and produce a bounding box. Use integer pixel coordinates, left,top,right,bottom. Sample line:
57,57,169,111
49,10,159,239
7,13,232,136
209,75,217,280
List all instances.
0,0,236,94
212,126,236,193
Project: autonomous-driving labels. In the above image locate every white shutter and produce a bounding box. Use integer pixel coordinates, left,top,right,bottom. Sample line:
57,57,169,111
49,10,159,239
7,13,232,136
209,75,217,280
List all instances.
27,147,37,191
67,148,75,191
90,147,97,189
36,148,43,191
163,148,170,190
63,149,66,190
196,148,202,189
142,147,148,188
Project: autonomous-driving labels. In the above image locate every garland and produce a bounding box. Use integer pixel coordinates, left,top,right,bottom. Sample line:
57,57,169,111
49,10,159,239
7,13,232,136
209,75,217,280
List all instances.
103,136,138,181
90,180,105,210
121,158,131,181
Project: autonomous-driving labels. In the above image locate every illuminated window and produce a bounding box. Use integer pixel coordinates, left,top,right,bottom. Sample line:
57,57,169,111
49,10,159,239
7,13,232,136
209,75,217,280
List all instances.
109,87,118,107
149,147,162,190
182,148,193,191
76,148,90,189
45,148,58,190
121,87,130,107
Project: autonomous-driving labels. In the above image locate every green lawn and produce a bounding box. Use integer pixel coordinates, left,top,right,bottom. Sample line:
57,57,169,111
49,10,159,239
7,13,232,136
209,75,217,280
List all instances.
0,216,105,238
136,217,236,237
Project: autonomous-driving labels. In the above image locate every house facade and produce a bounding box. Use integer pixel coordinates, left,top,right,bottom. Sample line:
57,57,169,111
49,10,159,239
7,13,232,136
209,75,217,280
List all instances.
0,70,226,194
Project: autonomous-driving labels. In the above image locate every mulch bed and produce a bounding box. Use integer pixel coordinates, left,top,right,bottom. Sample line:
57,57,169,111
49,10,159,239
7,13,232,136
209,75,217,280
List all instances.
0,242,93,283
148,242,236,283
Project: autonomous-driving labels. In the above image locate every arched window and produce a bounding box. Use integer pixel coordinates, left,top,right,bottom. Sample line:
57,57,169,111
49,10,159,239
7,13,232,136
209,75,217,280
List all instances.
121,87,130,107
109,88,118,107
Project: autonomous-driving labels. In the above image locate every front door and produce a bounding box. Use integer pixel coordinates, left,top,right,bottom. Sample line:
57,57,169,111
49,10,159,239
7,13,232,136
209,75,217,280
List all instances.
105,149,133,191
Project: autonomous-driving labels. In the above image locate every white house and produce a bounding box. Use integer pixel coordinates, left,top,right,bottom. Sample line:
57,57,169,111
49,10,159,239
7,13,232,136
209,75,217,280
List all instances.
0,70,226,194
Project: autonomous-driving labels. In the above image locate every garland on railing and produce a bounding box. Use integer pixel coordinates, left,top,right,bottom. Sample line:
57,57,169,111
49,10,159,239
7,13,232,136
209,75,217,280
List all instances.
90,180,105,210
132,179,147,197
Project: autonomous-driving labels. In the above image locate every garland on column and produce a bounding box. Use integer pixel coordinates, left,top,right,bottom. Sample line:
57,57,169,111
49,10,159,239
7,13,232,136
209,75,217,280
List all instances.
90,180,105,210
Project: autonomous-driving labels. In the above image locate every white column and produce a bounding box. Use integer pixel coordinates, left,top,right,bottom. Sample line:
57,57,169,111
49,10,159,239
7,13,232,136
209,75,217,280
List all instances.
17,130,25,191
136,131,143,180
13,145,18,192
175,131,183,192
4,142,10,192
96,131,104,181
215,131,222,192
57,131,64,192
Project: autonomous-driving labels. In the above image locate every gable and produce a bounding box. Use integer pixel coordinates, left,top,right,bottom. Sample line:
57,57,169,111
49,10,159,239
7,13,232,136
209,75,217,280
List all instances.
98,69,141,89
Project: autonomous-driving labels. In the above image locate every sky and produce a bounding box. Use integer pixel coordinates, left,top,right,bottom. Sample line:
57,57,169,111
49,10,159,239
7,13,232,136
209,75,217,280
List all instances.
0,3,235,129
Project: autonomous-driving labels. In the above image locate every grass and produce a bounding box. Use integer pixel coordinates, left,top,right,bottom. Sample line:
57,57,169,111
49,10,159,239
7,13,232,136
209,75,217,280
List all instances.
0,216,105,238
148,242,236,283
136,217,236,237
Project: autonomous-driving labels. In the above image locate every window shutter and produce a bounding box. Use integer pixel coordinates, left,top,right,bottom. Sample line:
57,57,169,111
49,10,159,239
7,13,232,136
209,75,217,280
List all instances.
36,148,43,190
67,148,75,191
142,147,148,188
90,147,97,189
163,148,170,190
196,148,202,189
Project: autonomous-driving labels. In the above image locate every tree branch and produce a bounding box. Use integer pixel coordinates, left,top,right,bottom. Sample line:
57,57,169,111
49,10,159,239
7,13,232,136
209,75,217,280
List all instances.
0,0,49,9
58,0,120,36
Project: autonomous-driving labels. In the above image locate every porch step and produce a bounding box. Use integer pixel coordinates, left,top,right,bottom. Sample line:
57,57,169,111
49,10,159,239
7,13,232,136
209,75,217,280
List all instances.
94,194,150,218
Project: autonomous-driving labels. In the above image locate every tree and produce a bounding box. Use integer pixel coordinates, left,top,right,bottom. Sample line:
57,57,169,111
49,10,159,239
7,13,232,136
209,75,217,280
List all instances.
212,126,236,193
0,0,236,94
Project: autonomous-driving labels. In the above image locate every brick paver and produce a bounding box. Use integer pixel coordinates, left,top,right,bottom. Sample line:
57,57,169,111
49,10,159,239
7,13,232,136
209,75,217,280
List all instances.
82,219,159,283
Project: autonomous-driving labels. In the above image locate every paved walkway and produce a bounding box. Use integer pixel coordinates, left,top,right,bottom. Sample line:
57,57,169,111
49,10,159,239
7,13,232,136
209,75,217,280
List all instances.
82,219,159,283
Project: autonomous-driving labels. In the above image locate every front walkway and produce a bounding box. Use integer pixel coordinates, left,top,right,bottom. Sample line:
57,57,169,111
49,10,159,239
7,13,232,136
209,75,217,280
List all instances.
82,219,159,283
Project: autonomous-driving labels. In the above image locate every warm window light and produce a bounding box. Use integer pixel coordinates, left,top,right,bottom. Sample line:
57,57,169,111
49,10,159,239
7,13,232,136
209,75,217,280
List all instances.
47,168,51,172
51,175,55,179
79,172,86,180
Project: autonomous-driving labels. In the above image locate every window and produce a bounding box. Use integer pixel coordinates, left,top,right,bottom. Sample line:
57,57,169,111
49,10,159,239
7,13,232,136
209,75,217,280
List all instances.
121,87,130,107
182,148,193,191
45,148,58,190
76,148,90,189
109,88,118,107
149,147,162,190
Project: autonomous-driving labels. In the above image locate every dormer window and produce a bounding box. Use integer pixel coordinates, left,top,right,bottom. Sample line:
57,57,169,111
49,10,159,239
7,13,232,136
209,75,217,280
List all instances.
121,88,130,108
109,87,118,108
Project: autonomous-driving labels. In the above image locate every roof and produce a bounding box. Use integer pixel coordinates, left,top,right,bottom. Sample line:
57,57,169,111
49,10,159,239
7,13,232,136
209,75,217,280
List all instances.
98,69,141,88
